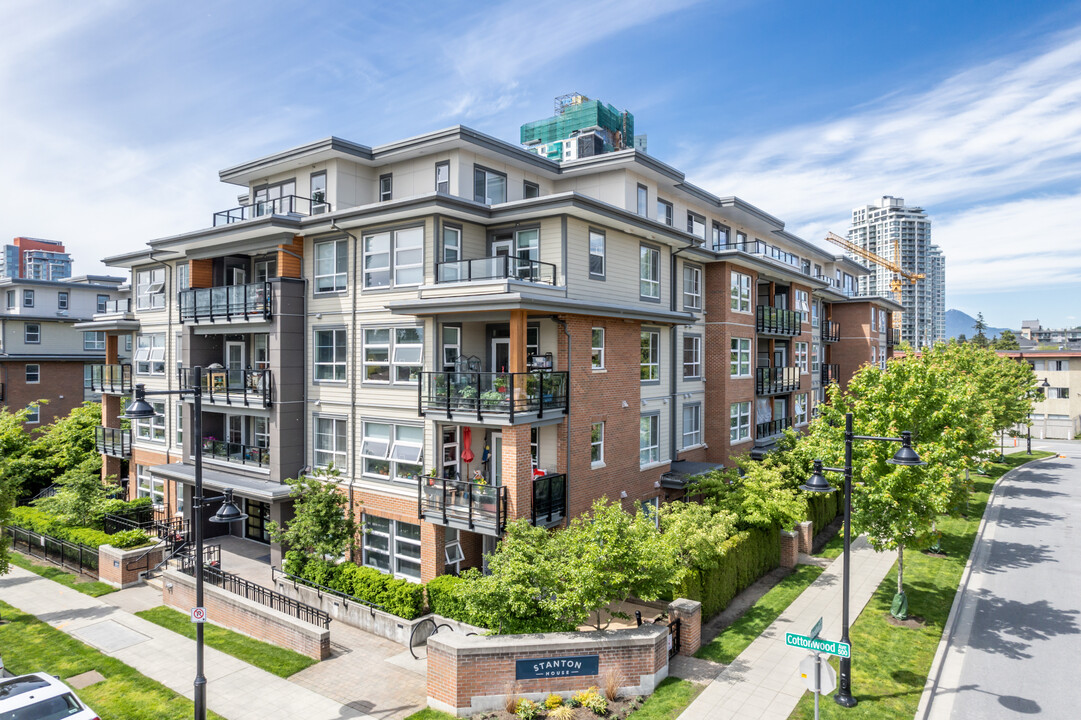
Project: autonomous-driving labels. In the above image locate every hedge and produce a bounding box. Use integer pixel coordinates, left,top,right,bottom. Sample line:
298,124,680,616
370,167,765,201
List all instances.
674,526,781,619
426,574,479,625
9,507,152,549
284,552,425,620
805,491,841,537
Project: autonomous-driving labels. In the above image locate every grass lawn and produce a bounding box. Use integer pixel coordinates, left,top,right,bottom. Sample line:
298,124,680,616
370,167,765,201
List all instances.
789,450,1055,719
402,709,458,720
0,599,225,720
135,605,317,678
628,677,705,720
814,529,844,560
8,551,116,597
696,565,825,664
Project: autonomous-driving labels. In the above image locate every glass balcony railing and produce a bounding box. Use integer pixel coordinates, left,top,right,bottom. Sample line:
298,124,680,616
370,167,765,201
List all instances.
756,305,801,336
212,194,326,226
435,256,557,285
178,367,271,407
821,320,840,343
419,371,568,423
418,476,508,537
95,426,131,458
95,299,131,315
86,364,133,394
756,366,800,395
200,439,270,468
178,281,271,323
531,473,567,526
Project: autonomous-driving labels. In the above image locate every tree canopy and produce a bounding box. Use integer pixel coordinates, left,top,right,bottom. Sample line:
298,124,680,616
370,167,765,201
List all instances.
269,465,357,563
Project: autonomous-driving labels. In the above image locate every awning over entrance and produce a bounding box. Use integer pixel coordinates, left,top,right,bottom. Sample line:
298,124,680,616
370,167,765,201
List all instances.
148,462,292,502
660,460,724,490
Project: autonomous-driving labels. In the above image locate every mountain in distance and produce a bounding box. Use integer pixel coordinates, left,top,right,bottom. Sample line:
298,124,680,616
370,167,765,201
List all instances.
945,309,1011,340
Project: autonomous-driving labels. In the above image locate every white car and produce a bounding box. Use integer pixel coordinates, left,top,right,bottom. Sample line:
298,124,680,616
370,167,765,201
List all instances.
0,673,99,720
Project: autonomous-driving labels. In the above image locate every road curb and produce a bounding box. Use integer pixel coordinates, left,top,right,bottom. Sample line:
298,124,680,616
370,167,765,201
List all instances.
914,454,1055,719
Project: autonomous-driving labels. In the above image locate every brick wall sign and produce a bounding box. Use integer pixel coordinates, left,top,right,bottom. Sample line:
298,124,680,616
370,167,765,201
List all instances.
516,655,599,680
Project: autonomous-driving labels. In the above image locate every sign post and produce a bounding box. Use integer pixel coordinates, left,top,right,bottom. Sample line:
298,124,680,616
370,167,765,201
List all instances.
784,632,850,658
190,607,206,624
800,653,836,720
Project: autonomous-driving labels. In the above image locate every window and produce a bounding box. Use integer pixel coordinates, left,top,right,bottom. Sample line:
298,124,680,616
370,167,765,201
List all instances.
683,335,701,379
683,404,702,448
361,421,423,481
442,325,461,371
641,330,659,382
84,331,106,351
5,290,13,309
176,263,190,292
657,199,673,226
441,225,461,271
379,174,393,202
591,328,605,369
639,414,659,465
254,258,277,283
683,264,701,310
57,291,68,310
736,231,748,247
24,323,40,343
435,161,450,194
812,301,819,326
314,416,348,470
687,212,706,239
637,184,648,217
712,222,729,251
26,404,40,424
23,289,34,307
588,229,605,278
795,342,809,373
125,334,132,352
135,268,165,309
314,239,348,292
363,227,423,288
176,404,183,445
310,171,327,213
96,294,109,313
879,310,886,333
1048,387,1070,399
25,364,39,383
363,327,423,383
135,333,165,375
871,345,877,365
730,402,751,442
363,516,421,580
136,465,164,507
795,394,808,425
730,338,751,376
474,166,507,205
812,343,820,373
591,422,604,465
640,245,660,299
795,290,809,323
445,527,463,569
730,271,752,312
524,180,540,199
135,402,165,442
314,329,347,381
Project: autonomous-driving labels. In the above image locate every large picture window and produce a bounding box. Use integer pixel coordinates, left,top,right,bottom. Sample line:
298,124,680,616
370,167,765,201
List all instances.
363,227,423,288
136,465,165,508
314,416,347,470
641,330,659,382
363,327,423,384
314,329,347,382
84,331,106,351
363,516,421,580
361,421,423,482
640,245,660,299
314,239,348,292
136,268,165,310
135,333,165,375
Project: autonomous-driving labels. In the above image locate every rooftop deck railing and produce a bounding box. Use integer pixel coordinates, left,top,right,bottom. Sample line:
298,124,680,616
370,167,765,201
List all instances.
212,194,326,226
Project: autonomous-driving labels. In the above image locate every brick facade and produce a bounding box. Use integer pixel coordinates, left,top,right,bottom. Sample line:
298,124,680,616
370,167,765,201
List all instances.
1,360,87,429
98,544,166,588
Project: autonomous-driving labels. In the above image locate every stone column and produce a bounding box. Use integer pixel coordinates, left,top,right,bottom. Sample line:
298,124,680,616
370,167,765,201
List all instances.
797,520,814,554
780,529,799,568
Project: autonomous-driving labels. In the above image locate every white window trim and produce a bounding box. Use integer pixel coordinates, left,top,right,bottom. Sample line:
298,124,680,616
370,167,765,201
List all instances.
683,334,701,380
591,327,605,370
682,403,702,449
134,402,166,443
590,421,605,468
730,337,751,377
24,323,40,343
588,228,606,279
135,333,165,376
640,245,661,299
796,342,809,374
362,515,422,581
683,264,702,310
730,401,751,444
362,326,423,385
641,330,660,383
639,413,660,467
136,268,166,310
25,364,40,384
361,420,423,483
731,271,752,314
313,415,348,471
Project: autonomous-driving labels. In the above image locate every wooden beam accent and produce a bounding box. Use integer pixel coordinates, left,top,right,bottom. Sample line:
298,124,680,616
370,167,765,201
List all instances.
509,310,528,375
189,259,213,288
277,235,304,278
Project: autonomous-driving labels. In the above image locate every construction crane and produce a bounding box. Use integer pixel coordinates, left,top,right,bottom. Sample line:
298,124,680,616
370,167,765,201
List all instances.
824,232,925,330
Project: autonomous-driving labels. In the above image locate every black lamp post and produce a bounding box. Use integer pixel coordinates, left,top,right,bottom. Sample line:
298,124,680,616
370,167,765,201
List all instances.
801,413,925,708
123,367,247,720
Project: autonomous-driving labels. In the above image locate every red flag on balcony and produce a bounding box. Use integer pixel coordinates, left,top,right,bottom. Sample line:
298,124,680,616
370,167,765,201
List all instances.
461,426,475,463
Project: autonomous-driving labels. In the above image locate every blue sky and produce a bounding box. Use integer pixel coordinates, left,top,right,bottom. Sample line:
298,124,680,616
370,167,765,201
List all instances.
4,0,1081,329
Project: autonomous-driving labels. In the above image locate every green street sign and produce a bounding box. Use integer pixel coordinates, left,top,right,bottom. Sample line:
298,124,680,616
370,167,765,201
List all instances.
809,617,822,640
784,632,851,658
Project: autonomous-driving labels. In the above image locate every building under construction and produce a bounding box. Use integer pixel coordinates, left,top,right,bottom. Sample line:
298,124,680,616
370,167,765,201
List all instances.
520,93,636,162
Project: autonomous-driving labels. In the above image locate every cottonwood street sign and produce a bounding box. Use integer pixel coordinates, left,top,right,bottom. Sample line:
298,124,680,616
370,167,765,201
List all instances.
784,633,850,658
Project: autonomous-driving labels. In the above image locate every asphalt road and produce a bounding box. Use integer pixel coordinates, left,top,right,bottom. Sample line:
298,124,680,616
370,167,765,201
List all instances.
924,440,1081,718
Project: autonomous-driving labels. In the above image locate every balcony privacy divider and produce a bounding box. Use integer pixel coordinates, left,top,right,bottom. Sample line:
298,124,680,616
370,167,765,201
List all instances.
531,473,567,526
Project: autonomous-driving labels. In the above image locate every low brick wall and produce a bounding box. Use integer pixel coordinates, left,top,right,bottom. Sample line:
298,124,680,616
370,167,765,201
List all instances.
667,598,702,656
162,569,330,660
797,521,814,554
780,530,799,568
427,624,670,716
98,544,166,589
273,576,483,646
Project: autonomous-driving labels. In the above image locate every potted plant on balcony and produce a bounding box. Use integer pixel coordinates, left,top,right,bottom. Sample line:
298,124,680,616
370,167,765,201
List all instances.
480,389,505,410
457,384,477,409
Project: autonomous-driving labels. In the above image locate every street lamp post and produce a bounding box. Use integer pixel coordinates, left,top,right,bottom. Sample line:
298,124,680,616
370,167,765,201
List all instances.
801,412,925,708
123,366,247,720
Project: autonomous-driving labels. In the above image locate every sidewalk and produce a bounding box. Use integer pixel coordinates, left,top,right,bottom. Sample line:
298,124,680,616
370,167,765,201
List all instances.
679,536,897,720
0,564,374,720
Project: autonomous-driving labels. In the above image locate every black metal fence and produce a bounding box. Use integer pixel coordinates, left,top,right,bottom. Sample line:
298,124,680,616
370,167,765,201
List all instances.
180,562,330,629
756,417,793,440
419,370,569,423
668,617,682,658
756,305,801,336
821,320,840,343
5,525,98,576
820,363,840,386
755,366,800,395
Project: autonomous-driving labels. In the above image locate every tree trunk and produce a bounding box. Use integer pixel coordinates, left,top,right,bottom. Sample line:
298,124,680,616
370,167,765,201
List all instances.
897,544,904,594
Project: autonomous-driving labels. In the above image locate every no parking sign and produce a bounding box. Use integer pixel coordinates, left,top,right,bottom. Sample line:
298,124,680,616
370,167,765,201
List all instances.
190,607,207,623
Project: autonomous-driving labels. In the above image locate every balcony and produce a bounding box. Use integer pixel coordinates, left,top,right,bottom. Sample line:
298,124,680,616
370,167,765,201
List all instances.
178,281,271,323
98,299,131,315
821,364,840,385
435,256,557,285
95,426,131,458
756,417,793,440
0,383,4,402
86,364,133,394
756,306,801,336
212,194,326,227
531,473,567,527
419,371,569,424
756,366,800,396
418,476,508,537
200,439,270,468
178,367,272,408
821,320,840,343
887,328,899,347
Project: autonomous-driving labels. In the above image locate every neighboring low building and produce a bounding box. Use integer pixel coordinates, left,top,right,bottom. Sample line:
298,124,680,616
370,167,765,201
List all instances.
1005,351,1081,439
1018,320,1081,351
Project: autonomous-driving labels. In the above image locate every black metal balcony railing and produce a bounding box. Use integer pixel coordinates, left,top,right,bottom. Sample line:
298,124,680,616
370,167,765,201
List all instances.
532,473,567,527
755,366,800,395
0,382,4,402
435,256,557,285
419,371,569,423
756,417,793,439
756,305,801,336
821,363,840,386
86,363,133,394
178,367,271,407
96,298,131,315
178,281,272,323
201,439,270,468
212,194,327,227
887,328,899,347
95,426,132,458
418,476,508,536
821,320,840,343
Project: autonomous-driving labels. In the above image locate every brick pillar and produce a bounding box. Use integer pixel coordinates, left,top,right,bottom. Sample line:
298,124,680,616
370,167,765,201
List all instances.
189,258,213,288
667,598,702,656
421,521,446,582
277,235,304,278
780,530,799,568
501,424,533,521
797,520,813,554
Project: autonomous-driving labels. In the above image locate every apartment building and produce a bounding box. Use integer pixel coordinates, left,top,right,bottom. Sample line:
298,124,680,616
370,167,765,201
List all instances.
0,237,73,281
0,275,128,428
89,121,898,577
1019,320,1081,350
1004,351,1081,439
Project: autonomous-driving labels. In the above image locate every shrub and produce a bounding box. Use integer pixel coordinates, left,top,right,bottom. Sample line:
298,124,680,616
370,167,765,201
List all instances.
545,693,564,709
582,692,608,716
426,573,475,621
515,698,542,720
805,491,840,534
675,526,781,618
296,559,425,620
548,706,576,720
109,529,154,549
601,668,622,701
9,506,113,548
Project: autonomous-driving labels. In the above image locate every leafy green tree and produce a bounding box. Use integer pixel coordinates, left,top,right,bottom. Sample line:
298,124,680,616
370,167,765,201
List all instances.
992,329,1020,350
0,405,34,575
971,312,990,348
689,449,806,533
956,333,967,344
268,465,357,562
658,501,736,588
9,402,102,501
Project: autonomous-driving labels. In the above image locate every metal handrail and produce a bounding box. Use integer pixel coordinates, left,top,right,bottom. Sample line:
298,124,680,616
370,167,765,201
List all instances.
178,366,272,407
212,194,327,226
200,439,270,468
419,370,569,423
180,562,331,629
435,255,557,285
821,320,840,343
86,363,133,393
756,305,801,336
755,366,800,395
756,417,793,439
96,298,131,314
271,566,383,615
418,476,508,534
821,364,840,385
178,281,272,323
